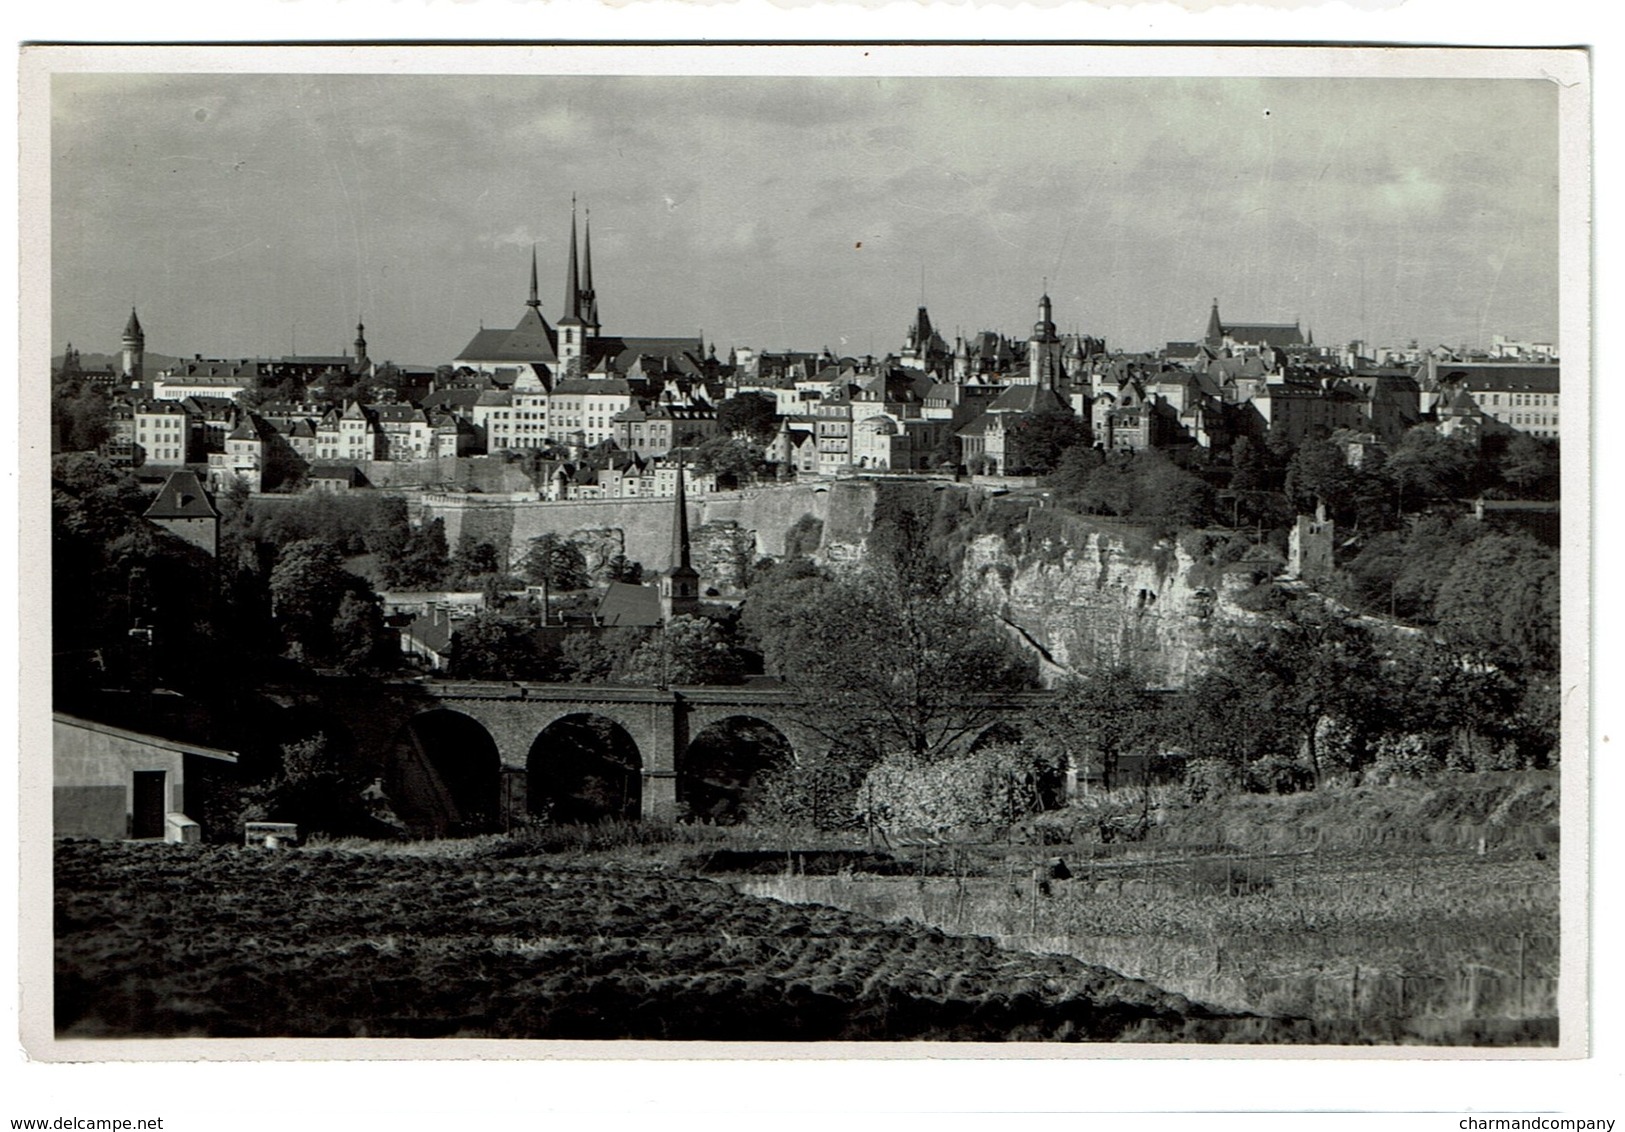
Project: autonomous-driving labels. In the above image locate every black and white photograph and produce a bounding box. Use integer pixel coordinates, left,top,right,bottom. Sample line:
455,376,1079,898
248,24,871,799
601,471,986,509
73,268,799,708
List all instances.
21,41,1590,1065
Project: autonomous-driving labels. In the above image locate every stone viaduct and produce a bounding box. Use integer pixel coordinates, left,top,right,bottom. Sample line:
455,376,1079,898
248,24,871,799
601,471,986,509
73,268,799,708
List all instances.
296,679,1054,834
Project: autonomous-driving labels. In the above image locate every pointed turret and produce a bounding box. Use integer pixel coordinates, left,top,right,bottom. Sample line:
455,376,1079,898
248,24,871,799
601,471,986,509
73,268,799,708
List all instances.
1205,298,1224,348
527,246,541,310
121,307,146,382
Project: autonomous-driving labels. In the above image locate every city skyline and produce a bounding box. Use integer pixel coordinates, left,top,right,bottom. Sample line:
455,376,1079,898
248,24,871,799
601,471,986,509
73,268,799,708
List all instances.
53,71,1559,367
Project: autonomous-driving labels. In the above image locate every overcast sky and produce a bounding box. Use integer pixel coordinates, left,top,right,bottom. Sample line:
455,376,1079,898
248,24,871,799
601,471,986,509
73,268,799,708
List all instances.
51,72,1559,367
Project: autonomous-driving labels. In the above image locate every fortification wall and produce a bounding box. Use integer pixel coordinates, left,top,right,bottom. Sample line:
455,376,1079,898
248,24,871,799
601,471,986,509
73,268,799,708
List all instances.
422,482,837,577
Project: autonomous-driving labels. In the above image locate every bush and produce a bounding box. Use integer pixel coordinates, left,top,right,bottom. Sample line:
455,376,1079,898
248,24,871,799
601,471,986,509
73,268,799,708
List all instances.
1244,755,1315,795
1182,757,1241,805
857,743,1064,833
748,757,867,831
1372,733,1446,781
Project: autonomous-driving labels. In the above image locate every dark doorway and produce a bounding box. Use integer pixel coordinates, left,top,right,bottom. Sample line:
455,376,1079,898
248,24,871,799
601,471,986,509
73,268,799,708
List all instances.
527,715,642,824
132,770,166,839
679,716,792,824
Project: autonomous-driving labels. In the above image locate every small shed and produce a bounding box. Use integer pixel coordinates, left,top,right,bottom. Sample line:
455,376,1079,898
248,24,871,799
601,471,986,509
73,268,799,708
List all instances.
53,714,238,840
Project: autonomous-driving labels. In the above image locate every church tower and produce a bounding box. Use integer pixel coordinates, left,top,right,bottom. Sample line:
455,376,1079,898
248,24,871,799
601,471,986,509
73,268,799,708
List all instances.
352,319,370,374
658,458,701,622
557,198,589,378
1027,291,1062,389
121,307,145,383
1204,298,1225,350
581,206,599,337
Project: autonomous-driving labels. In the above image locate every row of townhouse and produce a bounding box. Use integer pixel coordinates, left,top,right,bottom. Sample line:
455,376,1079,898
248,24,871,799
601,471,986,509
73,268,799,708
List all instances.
534,450,720,502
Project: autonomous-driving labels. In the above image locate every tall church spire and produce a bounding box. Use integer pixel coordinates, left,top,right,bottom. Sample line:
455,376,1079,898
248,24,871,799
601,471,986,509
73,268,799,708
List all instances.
1205,298,1224,347
659,452,700,622
527,245,541,310
671,451,691,571
581,206,598,331
564,197,582,322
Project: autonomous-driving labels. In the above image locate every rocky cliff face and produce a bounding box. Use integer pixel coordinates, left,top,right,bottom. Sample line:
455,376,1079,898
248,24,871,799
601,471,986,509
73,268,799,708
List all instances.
961,523,1261,689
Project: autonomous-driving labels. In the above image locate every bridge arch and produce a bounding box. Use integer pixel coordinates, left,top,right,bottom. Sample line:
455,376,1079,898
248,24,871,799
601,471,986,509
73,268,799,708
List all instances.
968,720,1024,753
527,713,643,823
382,709,503,837
678,714,794,824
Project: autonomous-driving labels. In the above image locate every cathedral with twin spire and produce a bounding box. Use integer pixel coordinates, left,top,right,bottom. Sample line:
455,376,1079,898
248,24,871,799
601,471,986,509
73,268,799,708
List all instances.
453,201,704,384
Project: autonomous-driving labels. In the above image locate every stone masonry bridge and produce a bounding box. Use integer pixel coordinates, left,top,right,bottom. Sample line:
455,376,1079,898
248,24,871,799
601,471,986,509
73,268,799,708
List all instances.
299,680,1055,835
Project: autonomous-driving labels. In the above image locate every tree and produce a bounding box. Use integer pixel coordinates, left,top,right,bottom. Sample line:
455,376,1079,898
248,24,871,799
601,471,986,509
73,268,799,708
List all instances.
51,381,110,452
1042,665,1170,791
1183,591,1384,786
1432,531,1559,670
1384,426,1475,514
716,393,780,444
1005,409,1089,475
691,435,769,484
1498,434,1558,499
560,627,648,683
521,534,590,591
268,538,382,666
450,612,549,680
384,517,450,590
331,592,394,672
616,614,745,686
742,543,1039,767
450,536,504,589
269,540,350,635
1284,437,1358,519
239,734,394,838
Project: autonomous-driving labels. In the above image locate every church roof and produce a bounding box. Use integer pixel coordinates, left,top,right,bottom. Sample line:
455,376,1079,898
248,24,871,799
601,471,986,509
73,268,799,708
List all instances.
596,581,663,628
590,336,706,378
456,306,559,365
144,470,218,521
987,383,1070,415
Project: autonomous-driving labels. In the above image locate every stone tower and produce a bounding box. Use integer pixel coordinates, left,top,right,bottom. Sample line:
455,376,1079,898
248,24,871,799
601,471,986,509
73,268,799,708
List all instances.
1027,292,1062,388
121,307,145,383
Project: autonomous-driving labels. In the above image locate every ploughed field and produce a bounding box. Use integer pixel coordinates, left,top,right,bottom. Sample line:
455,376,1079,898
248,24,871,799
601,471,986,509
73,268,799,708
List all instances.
55,840,1309,1042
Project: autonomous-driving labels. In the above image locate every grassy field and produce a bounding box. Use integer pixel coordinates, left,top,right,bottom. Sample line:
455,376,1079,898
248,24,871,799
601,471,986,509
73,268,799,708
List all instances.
737,774,1561,1046
53,773,1560,1045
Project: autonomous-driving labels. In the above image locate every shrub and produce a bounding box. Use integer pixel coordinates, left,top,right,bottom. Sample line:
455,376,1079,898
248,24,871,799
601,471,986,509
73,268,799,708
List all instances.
857,743,1064,833
1372,733,1446,781
1244,754,1315,795
1182,757,1241,805
748,757,867,831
